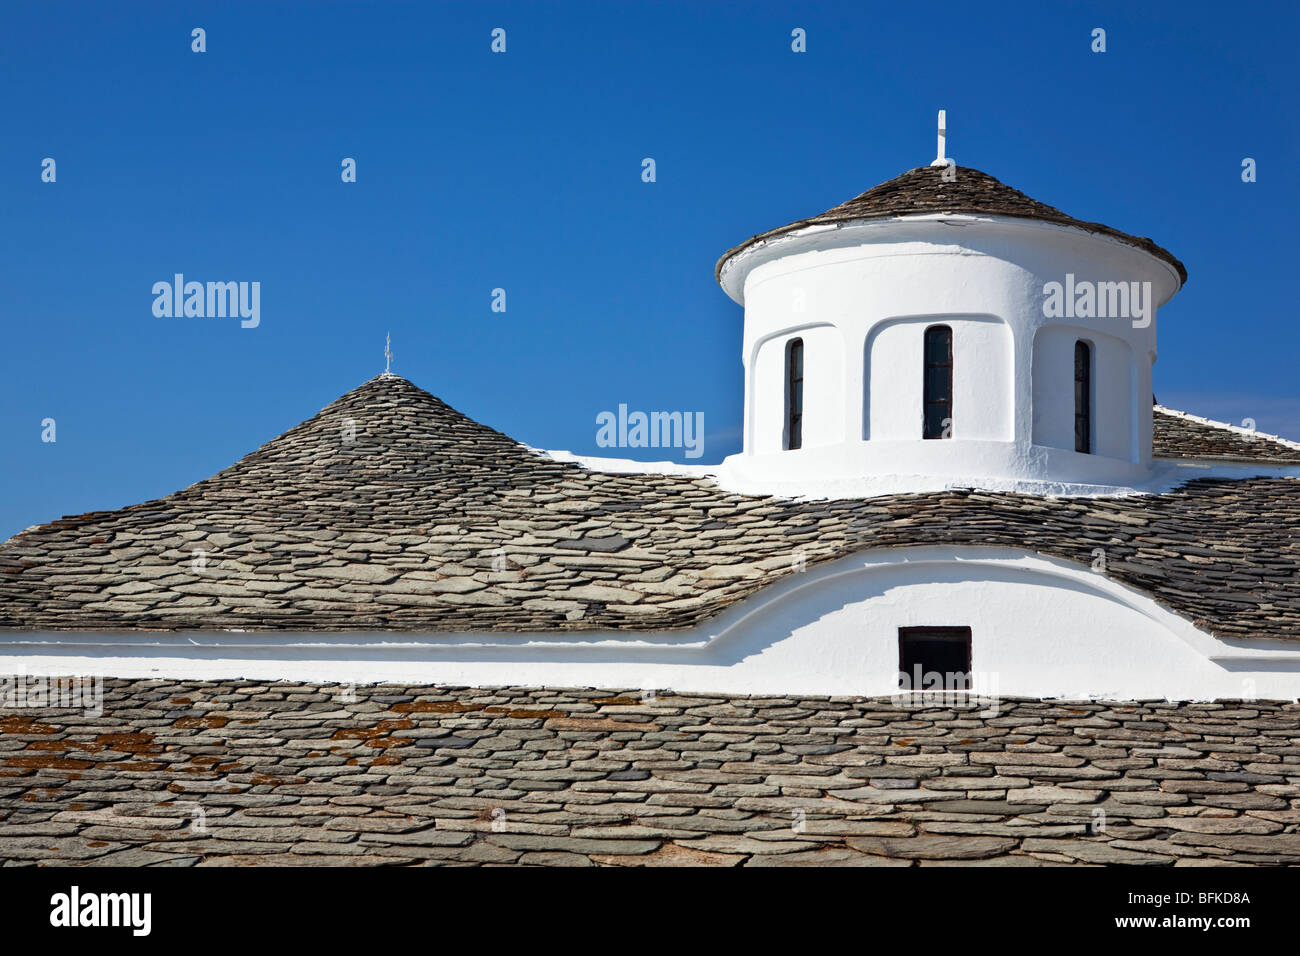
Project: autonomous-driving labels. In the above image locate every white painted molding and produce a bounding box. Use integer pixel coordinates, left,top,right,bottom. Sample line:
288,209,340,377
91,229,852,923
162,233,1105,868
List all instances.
542,445,1300,501
717,213,1185,306
3,546,1296,700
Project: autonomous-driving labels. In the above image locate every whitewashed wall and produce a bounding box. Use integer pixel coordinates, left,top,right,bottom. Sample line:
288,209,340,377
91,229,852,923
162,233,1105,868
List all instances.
750,324,844,453
5,548,1296,702
866,315,1013,441
727,215,1177,489
1032,324,1136,459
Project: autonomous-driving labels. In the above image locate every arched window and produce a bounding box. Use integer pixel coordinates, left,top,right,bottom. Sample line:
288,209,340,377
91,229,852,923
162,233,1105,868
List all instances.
1075,340,1092,453
922,325,953,440
785,337,804,450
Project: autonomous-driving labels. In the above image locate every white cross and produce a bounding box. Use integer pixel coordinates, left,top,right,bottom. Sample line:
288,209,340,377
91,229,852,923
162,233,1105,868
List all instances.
930,109,954,168
384,332,393,375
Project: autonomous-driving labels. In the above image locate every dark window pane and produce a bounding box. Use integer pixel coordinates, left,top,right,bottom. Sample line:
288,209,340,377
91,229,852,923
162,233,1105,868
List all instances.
786,338,803,451
1074,340,1091,454
924,405,949,440
922,326,953,440
925,330,951,365
899,627,971,691
926,367,952,401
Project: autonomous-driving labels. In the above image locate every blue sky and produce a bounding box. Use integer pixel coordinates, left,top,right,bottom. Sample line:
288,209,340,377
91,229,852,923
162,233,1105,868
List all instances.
2,0,1297,540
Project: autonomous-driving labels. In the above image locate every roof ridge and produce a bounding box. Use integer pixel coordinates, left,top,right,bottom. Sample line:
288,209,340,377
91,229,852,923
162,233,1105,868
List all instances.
1155,405,1300,454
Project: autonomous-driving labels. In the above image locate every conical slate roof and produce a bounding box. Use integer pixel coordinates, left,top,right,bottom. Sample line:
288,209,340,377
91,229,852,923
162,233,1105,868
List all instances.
188,373,571,519
1,375,1298,639
716,165,1187,284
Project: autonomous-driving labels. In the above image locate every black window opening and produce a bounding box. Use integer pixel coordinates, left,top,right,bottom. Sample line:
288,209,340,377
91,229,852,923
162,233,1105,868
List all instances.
898,627,972,691
785,337,804,450
922,325,953,440
1074,340,1092,454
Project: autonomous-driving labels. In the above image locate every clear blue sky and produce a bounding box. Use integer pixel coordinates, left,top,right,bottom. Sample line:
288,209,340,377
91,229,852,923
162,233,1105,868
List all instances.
2,0,1297,539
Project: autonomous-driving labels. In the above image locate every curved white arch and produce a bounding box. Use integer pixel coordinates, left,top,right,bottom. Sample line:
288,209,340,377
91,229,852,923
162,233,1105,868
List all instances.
2,546,1297,700
745,321,845,453
698,546,1231,659
863,313,1014,441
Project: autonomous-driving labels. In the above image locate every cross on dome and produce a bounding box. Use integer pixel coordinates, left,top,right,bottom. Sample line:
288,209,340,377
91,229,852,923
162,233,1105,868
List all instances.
929,109,954,168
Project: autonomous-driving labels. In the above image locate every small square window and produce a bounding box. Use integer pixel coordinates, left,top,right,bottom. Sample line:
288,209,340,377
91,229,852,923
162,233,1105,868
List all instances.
898,627,971,691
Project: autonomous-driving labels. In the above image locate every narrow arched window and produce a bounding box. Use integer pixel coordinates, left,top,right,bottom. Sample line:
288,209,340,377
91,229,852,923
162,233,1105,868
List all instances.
1075,340,1092,454
922,325,953,440
785,337,804,450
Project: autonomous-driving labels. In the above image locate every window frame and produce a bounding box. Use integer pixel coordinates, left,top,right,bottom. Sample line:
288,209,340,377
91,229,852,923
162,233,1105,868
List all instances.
922,325,953,440
898,626,973,691
1074,339,1093,454
785,337,804,451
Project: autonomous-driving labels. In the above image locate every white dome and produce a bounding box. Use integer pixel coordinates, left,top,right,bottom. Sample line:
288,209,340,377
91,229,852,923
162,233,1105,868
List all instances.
716,165,1185,494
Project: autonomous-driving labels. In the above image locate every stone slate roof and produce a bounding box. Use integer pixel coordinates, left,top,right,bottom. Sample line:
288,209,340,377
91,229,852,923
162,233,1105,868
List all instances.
3,681,1299,867
1,375,1298,640
716,165,1188,285
1154,407,1300,464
